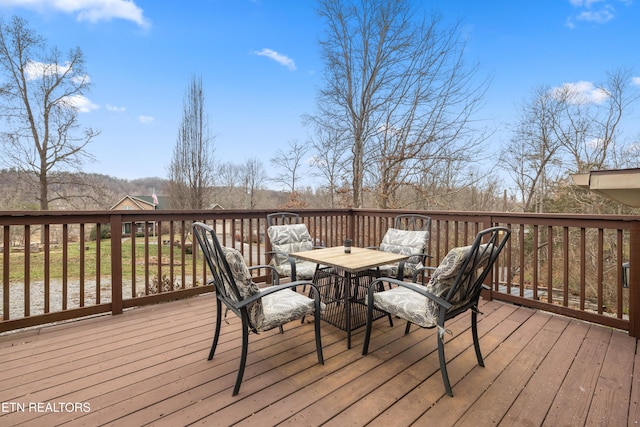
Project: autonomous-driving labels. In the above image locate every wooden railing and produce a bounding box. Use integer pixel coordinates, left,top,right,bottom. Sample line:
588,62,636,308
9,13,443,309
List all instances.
1,209,638,337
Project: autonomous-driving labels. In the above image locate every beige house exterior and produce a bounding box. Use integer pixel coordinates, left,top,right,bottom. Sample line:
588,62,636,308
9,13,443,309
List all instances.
109,196,231,238
110,195,161,235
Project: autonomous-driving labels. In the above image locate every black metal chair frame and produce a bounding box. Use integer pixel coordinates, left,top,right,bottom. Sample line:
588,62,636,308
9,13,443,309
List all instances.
362,226,511,397
193,222,324,396
266,211,301,226
393,213,432,232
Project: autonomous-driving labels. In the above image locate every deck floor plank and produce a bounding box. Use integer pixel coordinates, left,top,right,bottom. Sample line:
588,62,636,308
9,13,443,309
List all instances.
543,324,612,427
364,302,520,427
454,310,559,427
0,293,638,427
409,305,542,426
585,328,637,427
326,300,511,427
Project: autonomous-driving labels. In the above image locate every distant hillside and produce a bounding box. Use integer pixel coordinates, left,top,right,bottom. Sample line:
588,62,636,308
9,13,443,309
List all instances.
0,169,169,210
0,169,304,211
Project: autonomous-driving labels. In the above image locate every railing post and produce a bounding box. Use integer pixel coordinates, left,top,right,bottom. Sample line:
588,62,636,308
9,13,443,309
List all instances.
111,214,123,315
629,220,640,338
347,210,355,242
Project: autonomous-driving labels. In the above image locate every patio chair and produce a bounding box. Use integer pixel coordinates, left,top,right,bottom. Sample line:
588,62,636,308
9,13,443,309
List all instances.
362,226,511,397
370,214,432,280
266,212,322,283
193,222,324,396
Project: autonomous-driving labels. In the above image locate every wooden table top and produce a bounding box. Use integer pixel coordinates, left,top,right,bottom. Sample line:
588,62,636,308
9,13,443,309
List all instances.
290,246,409,274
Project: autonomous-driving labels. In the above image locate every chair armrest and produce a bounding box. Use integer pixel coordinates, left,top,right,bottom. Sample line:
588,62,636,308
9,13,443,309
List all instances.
248,264,280,286
266,250,291,258
265,250,299,280
395,251,431,280
412,265,437,284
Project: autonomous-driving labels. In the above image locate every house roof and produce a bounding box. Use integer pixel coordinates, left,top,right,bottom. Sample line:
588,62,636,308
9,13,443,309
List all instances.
110,195,170,210
571,168,640,207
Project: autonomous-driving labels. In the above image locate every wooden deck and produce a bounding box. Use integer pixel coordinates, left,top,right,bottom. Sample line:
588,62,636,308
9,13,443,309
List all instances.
1,292,638,426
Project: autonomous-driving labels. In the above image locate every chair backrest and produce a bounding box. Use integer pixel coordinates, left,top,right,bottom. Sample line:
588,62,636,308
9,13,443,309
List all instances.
267,222,314,264
394,214,431,232
379,228,429,264
380,214,431,267
193,222,265,331
267,212,301,227
425,226,511,315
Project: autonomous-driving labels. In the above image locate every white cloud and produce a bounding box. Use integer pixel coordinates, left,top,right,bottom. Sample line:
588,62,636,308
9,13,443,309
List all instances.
24,60,70,80
587,137,606,149
569,0,607,6
24,60,91,87
0,0,150,28
551,81,610,104
138,115,154,124
632,77,640,86
62,94,99,112
253,48,297,71
566,0,624,28
106,104,126,112
576,7,615,23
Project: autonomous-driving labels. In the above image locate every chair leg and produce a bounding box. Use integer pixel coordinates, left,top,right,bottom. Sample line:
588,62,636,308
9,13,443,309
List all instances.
208,299,223,360
362,301,374,355
471,310,484,367
404,321,412,335
233,318,250,396
314,308,324,365
437,330,454,397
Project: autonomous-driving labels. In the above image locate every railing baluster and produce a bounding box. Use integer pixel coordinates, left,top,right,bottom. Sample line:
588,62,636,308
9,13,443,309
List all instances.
547,225,553,304
580,228,586,311
96,223,101,304
24,224,30,317
563,227,569,307
44,223,50,313
79,223,85,308
3,226,9,320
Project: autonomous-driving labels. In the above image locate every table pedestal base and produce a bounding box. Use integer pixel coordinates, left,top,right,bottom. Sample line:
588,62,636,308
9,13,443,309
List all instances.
313,267,388,348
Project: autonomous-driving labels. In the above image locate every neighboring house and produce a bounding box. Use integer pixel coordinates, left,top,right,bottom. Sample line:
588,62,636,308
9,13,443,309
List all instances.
110,196,232,238
110,195,168,235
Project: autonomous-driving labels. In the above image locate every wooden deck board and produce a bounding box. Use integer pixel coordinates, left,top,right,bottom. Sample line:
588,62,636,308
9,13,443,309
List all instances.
0,292,638,427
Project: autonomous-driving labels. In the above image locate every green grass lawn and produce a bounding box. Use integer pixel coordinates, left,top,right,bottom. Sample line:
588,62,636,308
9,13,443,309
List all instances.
0,238,197,283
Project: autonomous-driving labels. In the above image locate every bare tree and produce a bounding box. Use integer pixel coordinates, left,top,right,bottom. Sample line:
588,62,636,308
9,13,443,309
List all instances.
309,0,489,208
0,16,99,210
306,122,349,208
552,67,639,173
216,161,243,208
502,68,639,213
500,86,565,212
270,139,309,193
241,157,266,209
167,75,216,210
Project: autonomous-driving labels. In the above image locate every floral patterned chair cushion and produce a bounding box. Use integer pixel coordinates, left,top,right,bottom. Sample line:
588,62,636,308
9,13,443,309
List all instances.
223,246,322,332
222,247,265,329
377,228,430,278
372,243,493,328
267,223,317,279
260,286,324,331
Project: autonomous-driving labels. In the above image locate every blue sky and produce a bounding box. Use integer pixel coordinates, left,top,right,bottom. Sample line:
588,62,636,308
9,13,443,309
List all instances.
0,0,638,186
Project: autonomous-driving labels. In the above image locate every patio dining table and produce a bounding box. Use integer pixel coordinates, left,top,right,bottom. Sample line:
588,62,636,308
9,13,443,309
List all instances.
290,246,409,348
